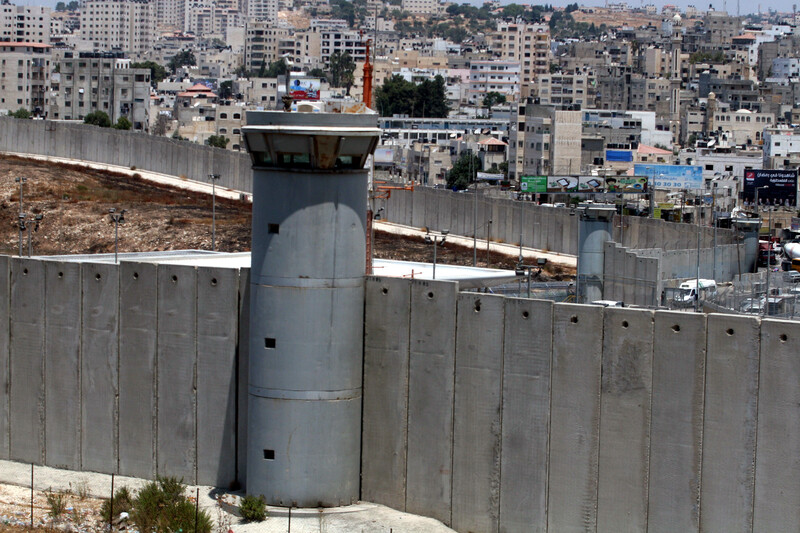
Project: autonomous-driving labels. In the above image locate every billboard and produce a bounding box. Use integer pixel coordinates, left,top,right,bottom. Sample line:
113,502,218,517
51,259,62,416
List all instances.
602,176,648,193
547,175,579,192
606,150,633,162
634,164,704,190
743,169,798,207
520,175,547,193
288,78,321,101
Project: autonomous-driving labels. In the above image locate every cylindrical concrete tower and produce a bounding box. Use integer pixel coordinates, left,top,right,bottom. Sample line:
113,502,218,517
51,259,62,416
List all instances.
577,204,616,304
242,111,379,507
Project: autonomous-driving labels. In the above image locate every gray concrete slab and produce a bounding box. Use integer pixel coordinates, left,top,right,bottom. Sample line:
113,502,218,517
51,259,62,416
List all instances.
81,262,120,474
405,279,457,526
118,261,158,479
361,276,412,511
44,261,81,470
647,311,706,533
499,298,552,533
0,256,9,460
196,266,239,488
700,314,760,533
157,264,198,482
753,318,800,531
547,303,603,533
9,258,45,464
451,293,504,533
597,308,653,533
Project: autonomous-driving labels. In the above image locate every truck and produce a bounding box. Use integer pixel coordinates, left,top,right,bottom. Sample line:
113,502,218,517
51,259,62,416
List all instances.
674,279,717,307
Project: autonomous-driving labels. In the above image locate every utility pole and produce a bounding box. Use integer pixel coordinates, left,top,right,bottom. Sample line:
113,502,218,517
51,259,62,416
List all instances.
15,177,26,256
208,174,220,251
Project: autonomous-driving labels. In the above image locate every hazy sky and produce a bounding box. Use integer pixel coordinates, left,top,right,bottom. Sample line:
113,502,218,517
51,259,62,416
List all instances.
20,0,794,18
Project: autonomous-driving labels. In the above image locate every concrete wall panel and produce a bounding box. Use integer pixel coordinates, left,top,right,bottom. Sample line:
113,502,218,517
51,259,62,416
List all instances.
597,308,654,533
196,267,239,487
753,319,800,530
81,262,120,473
157,265,197,482
499,298,552,533
405,279,457,525
451,293,504,533
44,262,81,470
0,256,9,460
647,311,706,533
236,268,250,488
547,303,603,532
119,261,158,479
361,276,412,510
700,314,760,533
9,258,45,464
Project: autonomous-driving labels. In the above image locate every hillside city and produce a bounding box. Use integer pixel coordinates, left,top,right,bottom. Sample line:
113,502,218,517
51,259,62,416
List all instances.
1,0,800,217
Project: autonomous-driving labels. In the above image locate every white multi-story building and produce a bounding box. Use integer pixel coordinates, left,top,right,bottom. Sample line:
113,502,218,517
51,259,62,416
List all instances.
155,0,185,32
244,0,278,23
489,21,550,99
52,53,151,131
80,0,155,55
771,57,800,79
0,41,51,115
762,126,800,168
400,0,443,16
244,21,292,73
0,3,51,44
466,60,519,106
319,27,366,67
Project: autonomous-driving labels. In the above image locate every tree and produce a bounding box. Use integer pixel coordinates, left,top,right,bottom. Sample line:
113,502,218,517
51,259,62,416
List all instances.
131,61,167,85
482,91,506,112
261,58,287,78
55,2,66,11
8,108,31,119
502,3,525,18
446,152,481,190
84,111,111,128
307,68,326,78
329,51,356,92
218,80,233,99
67,1,79,10
153,114,170,136
113,116,132,130
413,75,449,118
374,75,417,117
167,50,196,73
207,135,229,149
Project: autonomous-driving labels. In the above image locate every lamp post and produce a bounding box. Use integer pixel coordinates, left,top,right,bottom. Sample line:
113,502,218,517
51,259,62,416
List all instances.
208,174,220,251
695,190,701,313
109,208,127,264
756,186,770,315
425,229,449,279
515,258,547,298
15,177,26,256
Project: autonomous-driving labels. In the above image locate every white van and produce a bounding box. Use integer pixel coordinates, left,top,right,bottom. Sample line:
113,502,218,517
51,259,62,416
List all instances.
674,279,717,306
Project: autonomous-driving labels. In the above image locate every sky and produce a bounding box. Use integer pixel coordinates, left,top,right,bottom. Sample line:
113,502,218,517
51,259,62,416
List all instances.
20,0,796,18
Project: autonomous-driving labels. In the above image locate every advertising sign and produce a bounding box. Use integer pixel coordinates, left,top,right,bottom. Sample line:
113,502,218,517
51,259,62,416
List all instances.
606,150,633,162
604,176,649,193
634,164,704,190
520,175,547,193
743,169,798,207
288,78,321,101
547,175,579,192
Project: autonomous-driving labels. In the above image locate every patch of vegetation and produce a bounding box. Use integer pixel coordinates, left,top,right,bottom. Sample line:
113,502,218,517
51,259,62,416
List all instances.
239,494,267,522
117,477,213,533
45,489,68,520
101,486,134,523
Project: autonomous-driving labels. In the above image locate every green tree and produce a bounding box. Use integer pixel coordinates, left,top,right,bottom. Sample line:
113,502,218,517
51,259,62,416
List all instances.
167,50,196,73
374,74,416,117
261,58,287,78
84,111,111,128
307,67,326,78
131,61,168,85
482,91,506,112
8,108,31,119
446,152,481,190
218,80,233,99
113,116,132,130
67,1,78,10
206,135,229,149
413,75,449,118
329,51,356,92
502,3,525,18
55,1,66,11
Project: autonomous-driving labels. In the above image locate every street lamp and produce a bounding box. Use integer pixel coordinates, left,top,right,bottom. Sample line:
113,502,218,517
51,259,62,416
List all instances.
515,257,548,298
208,174,221,251
424,229,449,279
15,177,26,256
756,185,771,315
109,208,127,264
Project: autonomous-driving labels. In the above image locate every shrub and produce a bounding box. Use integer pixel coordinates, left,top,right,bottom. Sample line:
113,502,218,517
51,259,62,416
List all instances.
239,494,267,522
100,486,134,523
131,476,212,533
45,489,68,520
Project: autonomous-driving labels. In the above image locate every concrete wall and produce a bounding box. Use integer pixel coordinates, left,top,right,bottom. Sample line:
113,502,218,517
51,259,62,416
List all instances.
0,257,243,487
0,117,252,194
379,188,739,255
603,241,753,306
361,276,800,533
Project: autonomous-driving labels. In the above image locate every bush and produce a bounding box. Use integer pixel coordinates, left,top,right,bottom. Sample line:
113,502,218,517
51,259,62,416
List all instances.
8,108,31,119
84,111,111,128
45,489,68,520
239,494,267,522
100,486,134,523
131,476,212,533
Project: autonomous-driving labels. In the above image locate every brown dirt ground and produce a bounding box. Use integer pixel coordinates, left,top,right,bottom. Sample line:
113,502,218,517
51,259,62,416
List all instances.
0,154,573,281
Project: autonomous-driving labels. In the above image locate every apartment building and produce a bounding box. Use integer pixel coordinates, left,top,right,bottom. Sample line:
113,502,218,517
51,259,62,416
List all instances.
52,53,150,131
0,3,51,44
522,104,581,175
0,41,51,115
489,21,550,99
80,0,155,55
466,60,519,106
244,21,292,72
155,0,185,32
762,126,800,168
244,0,278,23
535,68,595,108
400,0,444,16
